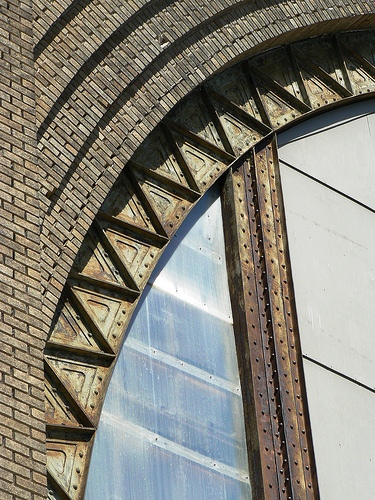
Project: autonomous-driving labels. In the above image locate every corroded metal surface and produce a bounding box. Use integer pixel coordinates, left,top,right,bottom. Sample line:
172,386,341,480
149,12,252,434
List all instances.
222,139,319,499
45,31,375,498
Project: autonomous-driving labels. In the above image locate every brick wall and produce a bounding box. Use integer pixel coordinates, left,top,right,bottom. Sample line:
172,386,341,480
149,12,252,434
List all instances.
0,0,45,498
0,0,374,497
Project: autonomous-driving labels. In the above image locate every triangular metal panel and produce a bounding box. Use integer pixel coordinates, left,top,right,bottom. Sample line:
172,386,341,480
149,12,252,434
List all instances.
299,66,345,108
47,433,93,499
130,166,196,236
205,64,264,120
208,96,268,156
45,374,82,428
99,220,162,288
174,132,232,190
45,354,109,425
252,83,304,128
100,172,157,233
48,294,104,353
294,37,352,95
73,230,129,288
168,90,225,150
338,33,375,95
251,47,305,104
70,283,136,352
131,126,191,188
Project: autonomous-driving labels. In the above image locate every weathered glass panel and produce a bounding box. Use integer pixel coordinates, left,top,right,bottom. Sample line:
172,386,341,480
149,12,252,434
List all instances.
85,186,251,499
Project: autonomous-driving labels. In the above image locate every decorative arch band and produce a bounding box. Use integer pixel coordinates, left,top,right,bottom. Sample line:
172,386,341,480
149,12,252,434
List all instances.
45,30,375,499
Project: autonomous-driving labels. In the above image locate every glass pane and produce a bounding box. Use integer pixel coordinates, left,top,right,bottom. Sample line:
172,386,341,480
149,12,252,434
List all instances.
85,184,251,499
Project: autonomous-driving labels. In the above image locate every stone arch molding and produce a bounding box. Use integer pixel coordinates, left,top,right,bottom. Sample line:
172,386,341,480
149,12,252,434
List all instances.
45,31,375,499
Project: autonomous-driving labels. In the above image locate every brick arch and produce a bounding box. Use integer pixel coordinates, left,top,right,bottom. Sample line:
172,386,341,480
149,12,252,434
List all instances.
44,30,375,498
35,2,375,319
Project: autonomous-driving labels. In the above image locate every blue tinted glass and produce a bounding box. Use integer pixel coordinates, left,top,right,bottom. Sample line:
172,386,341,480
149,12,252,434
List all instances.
85,184,251,499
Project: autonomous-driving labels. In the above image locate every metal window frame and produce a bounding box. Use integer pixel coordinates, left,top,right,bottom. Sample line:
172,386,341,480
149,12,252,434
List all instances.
45,30,375,499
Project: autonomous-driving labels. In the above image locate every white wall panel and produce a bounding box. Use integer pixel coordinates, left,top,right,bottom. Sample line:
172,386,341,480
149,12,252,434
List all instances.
303,359,375,500
279,100,375,210
279,165,375,389
279,100,375,498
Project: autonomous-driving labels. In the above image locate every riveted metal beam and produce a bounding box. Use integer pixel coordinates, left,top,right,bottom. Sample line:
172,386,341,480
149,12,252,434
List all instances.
45,30,375,499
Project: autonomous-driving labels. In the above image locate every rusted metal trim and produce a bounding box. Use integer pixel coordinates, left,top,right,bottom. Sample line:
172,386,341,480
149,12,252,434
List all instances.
222,165,277,499
164,118,236,161
222,136,320,499
252,136,319,499
248,63,312,113
45,30,375,499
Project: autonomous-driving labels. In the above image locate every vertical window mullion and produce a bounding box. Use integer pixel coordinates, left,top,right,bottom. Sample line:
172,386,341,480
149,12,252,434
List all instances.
222,135,319,499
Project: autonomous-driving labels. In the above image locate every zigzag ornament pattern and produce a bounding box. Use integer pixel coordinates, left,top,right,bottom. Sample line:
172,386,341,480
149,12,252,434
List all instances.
45,31,375,499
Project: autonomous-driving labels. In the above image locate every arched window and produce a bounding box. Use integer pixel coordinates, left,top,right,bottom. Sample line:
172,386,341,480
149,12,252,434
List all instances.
85,99,375,500
44,32,375,499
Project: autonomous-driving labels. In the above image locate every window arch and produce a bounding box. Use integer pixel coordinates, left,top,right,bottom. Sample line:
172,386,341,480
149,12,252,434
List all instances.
45,31,375,499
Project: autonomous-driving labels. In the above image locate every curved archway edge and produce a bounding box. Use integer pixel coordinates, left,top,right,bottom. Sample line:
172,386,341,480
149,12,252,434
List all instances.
38,8,375,317
45,30,375,498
